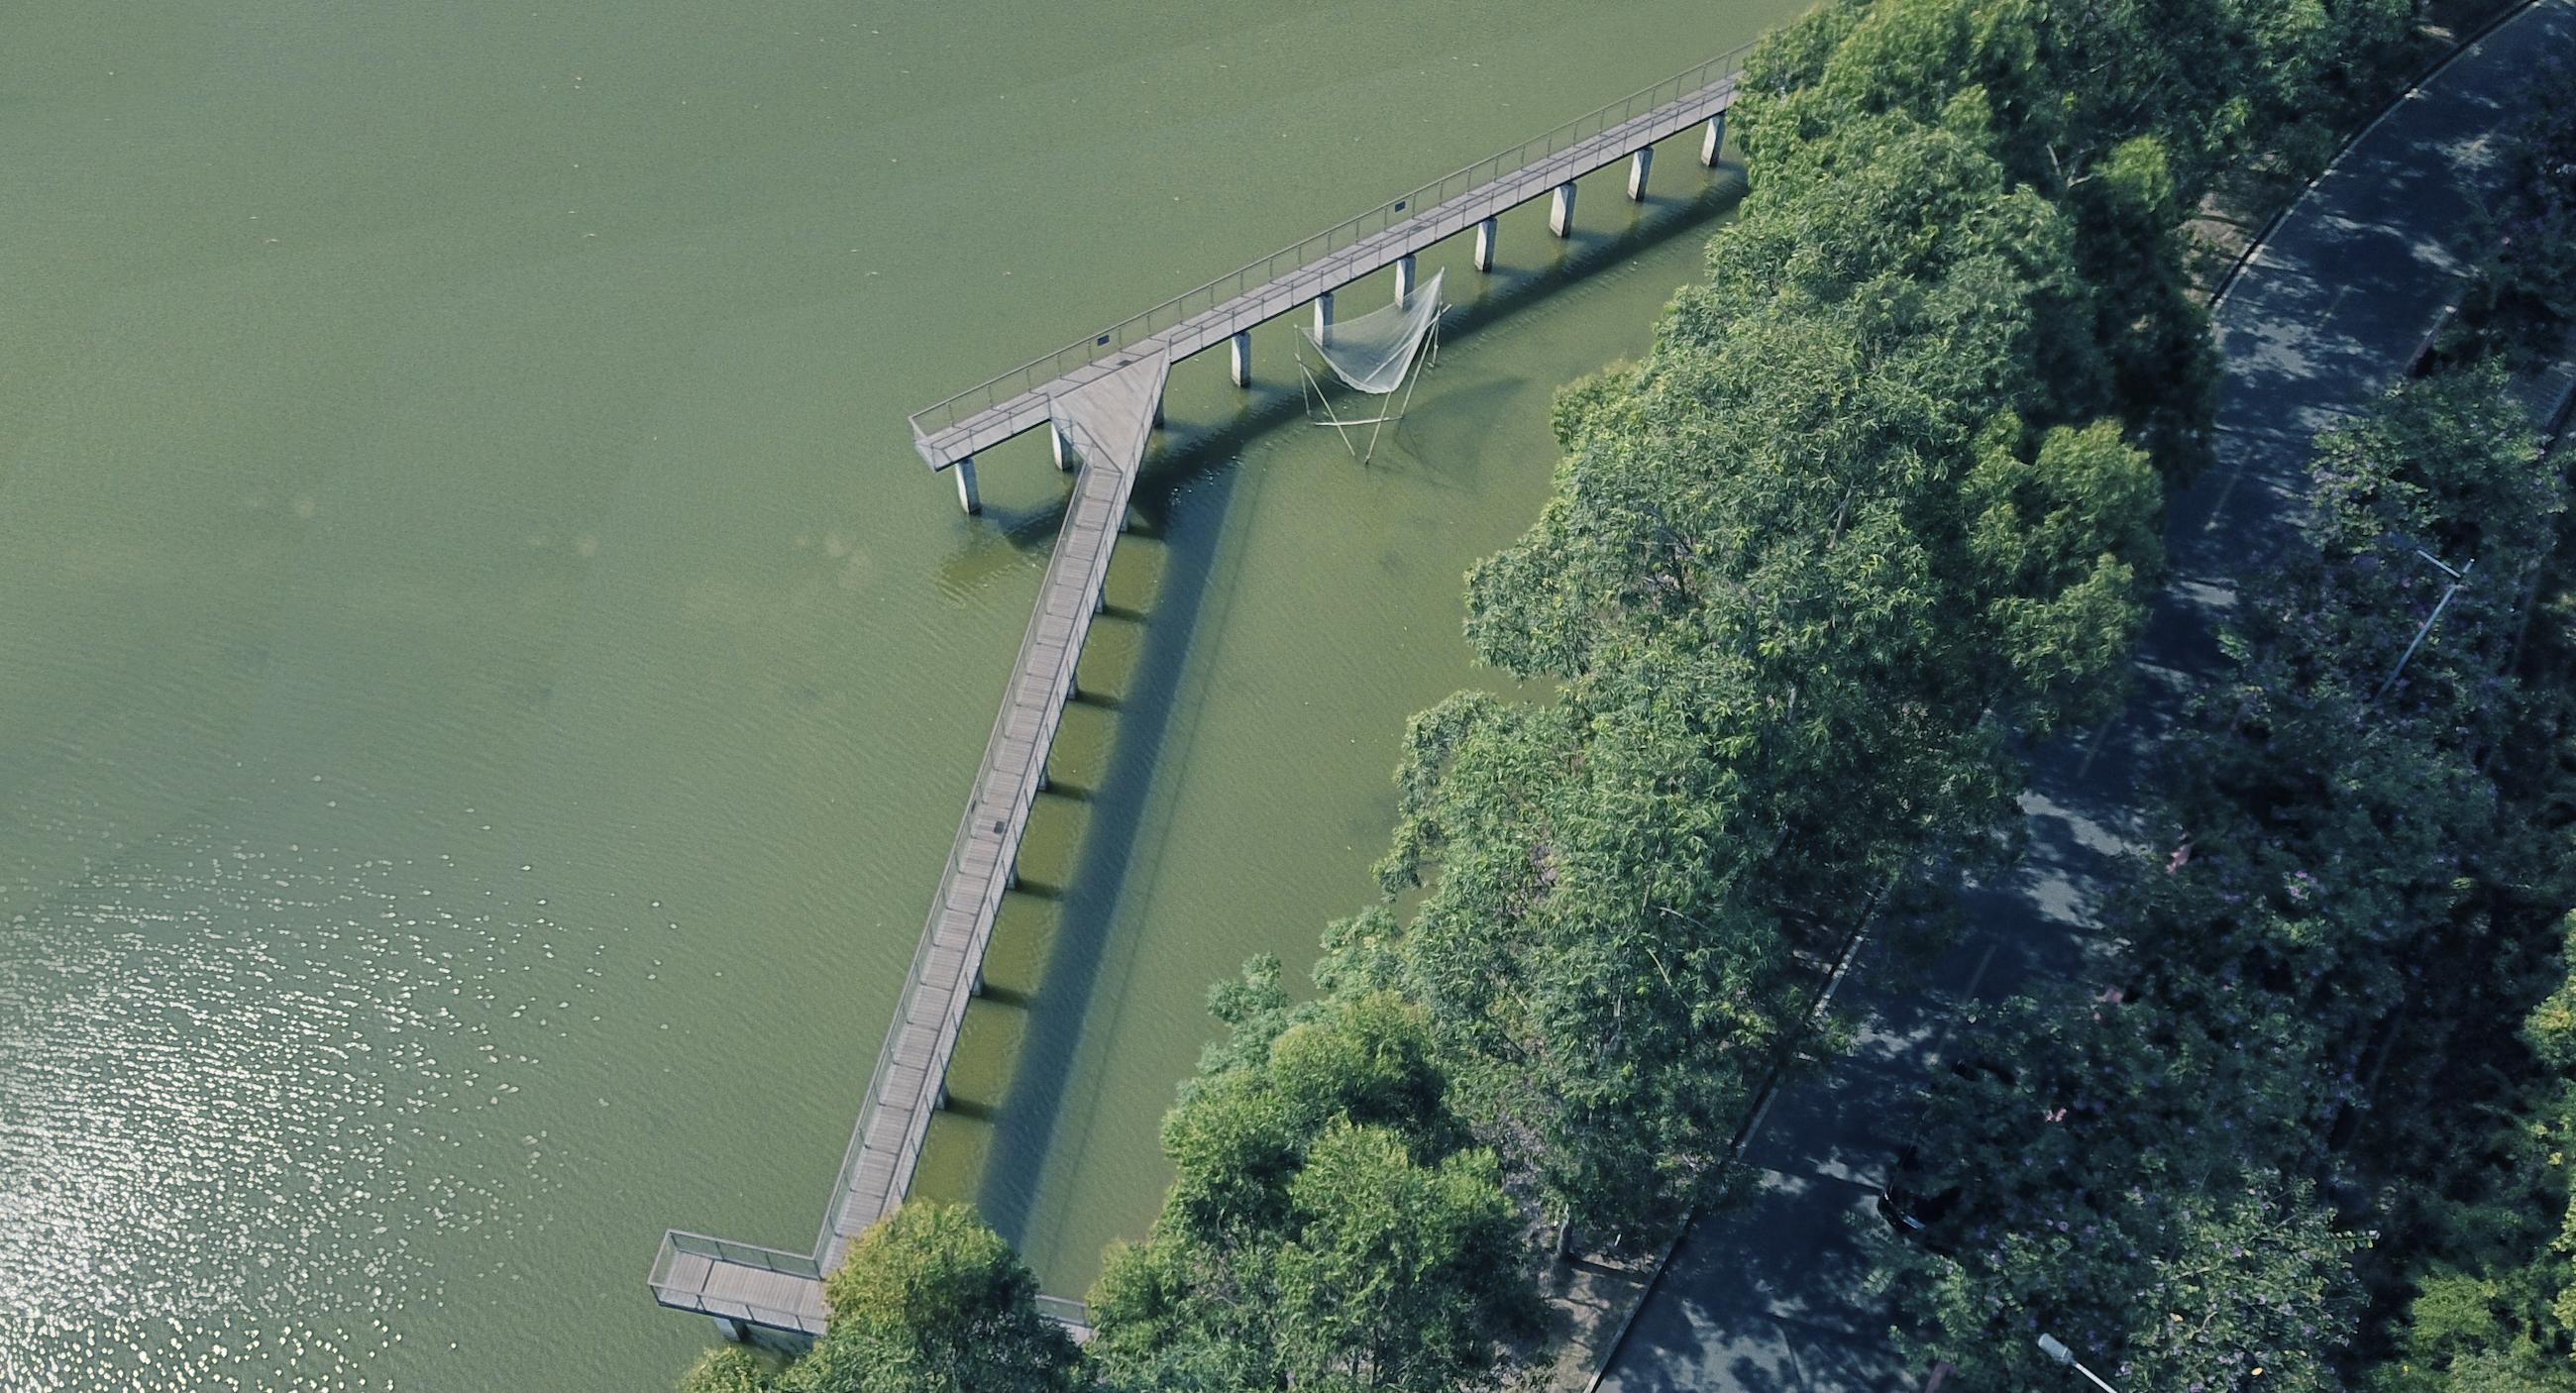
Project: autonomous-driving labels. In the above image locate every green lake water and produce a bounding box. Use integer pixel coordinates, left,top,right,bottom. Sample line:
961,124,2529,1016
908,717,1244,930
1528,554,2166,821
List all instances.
0,2,1799,1388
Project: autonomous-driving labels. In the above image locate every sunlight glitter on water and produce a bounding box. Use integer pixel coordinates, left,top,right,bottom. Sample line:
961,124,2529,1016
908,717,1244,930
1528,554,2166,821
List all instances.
0,796,584,1390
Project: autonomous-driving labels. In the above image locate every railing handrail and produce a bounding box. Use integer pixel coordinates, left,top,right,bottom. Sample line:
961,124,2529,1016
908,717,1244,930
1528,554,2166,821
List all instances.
904,37,1759,448
817,427,1132,1261
658,1229,824,1282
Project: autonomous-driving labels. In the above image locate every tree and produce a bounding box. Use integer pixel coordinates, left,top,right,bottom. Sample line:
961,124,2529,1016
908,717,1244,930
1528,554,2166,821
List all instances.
1272,1123,1536,1392
1379,101,2163,1237
1088,986,1538,1393
681,1345,777,1393
787,1201,1078,1393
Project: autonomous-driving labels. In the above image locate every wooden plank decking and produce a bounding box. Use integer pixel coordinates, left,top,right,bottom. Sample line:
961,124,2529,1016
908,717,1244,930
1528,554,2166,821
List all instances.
821,352,1171,1265
651,39,1757,1343
907,47,1750,471
648,357,1165,1337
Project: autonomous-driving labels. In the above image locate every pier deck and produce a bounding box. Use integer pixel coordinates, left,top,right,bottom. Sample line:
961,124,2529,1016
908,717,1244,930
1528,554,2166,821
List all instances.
907,47,1750,470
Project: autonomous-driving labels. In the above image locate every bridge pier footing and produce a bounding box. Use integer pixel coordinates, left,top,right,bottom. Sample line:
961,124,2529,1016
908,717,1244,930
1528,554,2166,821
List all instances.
1230,331,1251,387
1314,290,1335,338
1549,181,1575,238
1052,424,1075,471
712,1318,747,1344
1394,254,1417,301
1474,217,1498,272
1701,113,1725,166
953,458,981,514
1627,148,1653,201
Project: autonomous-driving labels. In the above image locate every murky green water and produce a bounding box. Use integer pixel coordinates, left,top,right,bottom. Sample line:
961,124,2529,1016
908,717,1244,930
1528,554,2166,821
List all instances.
0,2,1797,1388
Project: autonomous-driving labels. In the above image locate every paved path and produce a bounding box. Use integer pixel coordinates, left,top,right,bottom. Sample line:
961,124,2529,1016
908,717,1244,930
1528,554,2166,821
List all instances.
1595,5,2576,1389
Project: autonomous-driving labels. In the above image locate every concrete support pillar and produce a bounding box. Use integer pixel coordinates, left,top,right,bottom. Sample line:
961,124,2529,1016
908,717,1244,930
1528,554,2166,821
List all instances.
1065,664,1080,700
712,1318,749,1344
1473,216,1498,272
1094,586,1107,615
1229,330,1251,387
953,457,981,514
1051,423,1075,471
1393,254,1417,302
1151,393,1164,429
1700,113,1725,167
1627,148,1653,202
1313,290,1335,338
1549,181,1575,238
970,966,985,998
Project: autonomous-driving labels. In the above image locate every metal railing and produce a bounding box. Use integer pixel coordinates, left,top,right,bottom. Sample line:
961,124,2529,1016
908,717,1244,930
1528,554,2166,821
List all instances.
654,1230,823,1285
818,422,1134,1259
650,1231,828,1335
1034,1294,1096,1335
905,38,1758,446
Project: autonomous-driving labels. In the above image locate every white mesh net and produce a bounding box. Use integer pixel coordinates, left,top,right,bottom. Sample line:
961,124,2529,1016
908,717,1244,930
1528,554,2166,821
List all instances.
1305,269,1445,394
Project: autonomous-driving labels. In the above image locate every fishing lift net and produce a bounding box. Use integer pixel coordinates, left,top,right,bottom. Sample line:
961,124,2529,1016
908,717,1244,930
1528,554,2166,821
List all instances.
1299,268,1446,462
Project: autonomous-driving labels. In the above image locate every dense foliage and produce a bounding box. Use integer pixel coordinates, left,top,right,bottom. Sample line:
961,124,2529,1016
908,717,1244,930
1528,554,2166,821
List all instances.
679,1202,1080,1393
1086,979,1539,1392
2464,56,2576,355
1871,363,2565,1391
1094,0,2417,1383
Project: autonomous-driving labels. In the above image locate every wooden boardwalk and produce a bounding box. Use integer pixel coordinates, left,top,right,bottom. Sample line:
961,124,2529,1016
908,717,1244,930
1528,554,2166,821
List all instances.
823,352,1171,1261
651,38,1755,1342
907,45,1751,472
648,354,1167,1337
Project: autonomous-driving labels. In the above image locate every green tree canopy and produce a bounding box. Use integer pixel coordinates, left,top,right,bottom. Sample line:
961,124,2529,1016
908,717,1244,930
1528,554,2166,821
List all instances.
791,1201,1078,1393
1088,983,1539,1393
